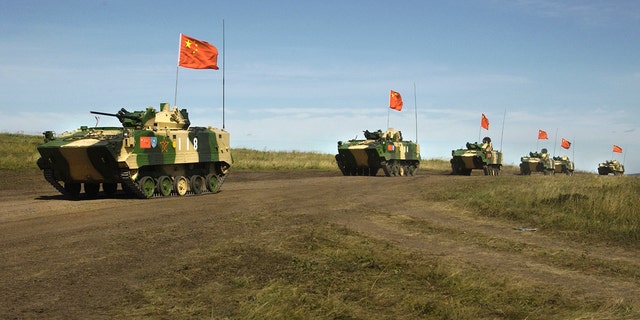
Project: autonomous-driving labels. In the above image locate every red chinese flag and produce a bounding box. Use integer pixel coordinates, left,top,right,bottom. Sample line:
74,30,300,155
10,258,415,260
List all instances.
139,136,151,149
613,145,623,153
561,138,571,149
538,129,548,140
178,34,219,70
389,90,403,111
481,113,489,130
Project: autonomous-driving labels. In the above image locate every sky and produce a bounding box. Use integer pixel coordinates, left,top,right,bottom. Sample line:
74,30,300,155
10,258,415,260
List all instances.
1,0,638,173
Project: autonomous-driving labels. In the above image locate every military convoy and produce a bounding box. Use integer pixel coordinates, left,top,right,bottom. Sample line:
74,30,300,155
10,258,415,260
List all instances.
36,103,232,199
33,100,629,199
335,128,420,176
597,160,625,176
450,137,502,176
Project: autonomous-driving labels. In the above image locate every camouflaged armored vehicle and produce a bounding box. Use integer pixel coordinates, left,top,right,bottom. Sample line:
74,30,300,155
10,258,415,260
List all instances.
450,137,502,176
335,128,420,176
553,156,575,175
598,160,625,176
36,103,232,198
519,149,555,175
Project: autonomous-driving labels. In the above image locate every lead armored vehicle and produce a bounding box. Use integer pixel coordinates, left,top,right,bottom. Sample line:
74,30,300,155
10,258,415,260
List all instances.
450,137,502,176
335,128,420,176
36,103,232,198
597,160,624,176
519,149,555,175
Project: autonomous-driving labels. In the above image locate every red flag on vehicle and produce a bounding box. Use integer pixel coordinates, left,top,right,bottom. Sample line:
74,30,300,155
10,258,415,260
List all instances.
389,90,403,111
613,145,623,153
538,130,548,140
481,113,489,130
178,34,219,70
561,138,571,149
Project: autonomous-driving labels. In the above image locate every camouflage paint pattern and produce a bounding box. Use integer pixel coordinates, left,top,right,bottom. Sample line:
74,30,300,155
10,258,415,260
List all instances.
519,151,555,175
598,160,625,176
335,128,420,176
37,103,232,199
450,140,503,176
553,156,575,175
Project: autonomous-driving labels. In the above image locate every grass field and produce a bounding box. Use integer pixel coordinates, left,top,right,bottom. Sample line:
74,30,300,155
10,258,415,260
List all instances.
3,133,639,318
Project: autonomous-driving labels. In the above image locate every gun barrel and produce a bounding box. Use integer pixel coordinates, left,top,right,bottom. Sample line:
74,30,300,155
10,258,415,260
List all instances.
90,111,118,117
90,110,141,121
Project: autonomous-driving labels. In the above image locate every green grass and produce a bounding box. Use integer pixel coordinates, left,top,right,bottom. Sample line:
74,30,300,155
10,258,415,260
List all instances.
4,133,640,319
0,133,43,171
232,148,336,170
445,175,640,249
118,220,635,319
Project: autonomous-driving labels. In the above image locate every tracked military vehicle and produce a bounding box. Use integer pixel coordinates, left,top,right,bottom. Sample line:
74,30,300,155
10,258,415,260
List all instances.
450,137,502,176
36,103,232,199
519,149,555,175
553,156,574,175
335,128,420,176
597,160,624,176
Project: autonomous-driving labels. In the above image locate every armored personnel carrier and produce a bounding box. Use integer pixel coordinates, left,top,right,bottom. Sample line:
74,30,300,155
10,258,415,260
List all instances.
450,137,502,176
553,156,575,175
597,160,624,176
36,103,232,198
335,128,420,176
519,149,555,175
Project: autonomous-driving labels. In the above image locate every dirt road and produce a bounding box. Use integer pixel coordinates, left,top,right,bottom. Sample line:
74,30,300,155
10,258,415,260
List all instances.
1,170,639,318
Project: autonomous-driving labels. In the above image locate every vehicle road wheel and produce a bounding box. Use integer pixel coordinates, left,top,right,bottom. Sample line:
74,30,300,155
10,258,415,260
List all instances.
174,176,189,196
157,176,173,197
206,174,219,192
84,182,100,198
138,176,155,198
103,183,117,196
190,175,205,195
391,163,400,176
65,182,81,198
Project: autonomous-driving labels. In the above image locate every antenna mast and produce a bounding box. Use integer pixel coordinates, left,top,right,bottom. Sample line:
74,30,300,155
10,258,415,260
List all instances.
222,19,226,129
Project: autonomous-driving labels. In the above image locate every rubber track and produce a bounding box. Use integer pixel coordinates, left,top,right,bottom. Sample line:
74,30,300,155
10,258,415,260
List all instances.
43,169,69,196
42,168,227,199
120,169,227,199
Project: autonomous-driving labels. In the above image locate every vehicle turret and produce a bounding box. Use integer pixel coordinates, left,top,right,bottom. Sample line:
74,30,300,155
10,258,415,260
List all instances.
91,103,191,130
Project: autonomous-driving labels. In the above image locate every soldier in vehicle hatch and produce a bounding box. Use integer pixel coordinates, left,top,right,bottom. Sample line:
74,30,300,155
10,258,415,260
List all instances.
540,148,549,160
481,137,493,151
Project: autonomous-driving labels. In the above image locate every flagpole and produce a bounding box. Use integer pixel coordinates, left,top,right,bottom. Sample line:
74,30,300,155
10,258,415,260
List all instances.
572,136,575,160
222,19,226,129
174,67,179,106
553,128,558,158
174,33,182,107
413,83,418,143
499,108,506,151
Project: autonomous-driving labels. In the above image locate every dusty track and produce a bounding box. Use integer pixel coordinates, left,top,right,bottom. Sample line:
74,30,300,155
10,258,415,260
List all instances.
1,170,639,318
